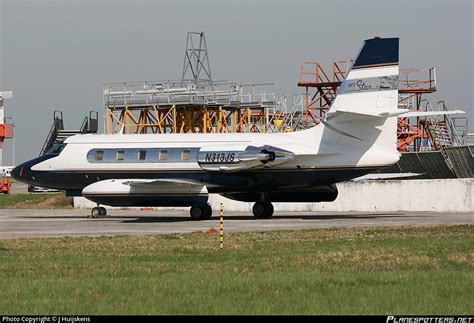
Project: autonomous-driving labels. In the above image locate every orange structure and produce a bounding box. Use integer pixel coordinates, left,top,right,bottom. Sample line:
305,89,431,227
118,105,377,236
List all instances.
1,177,10,194
0,123,14,194
397,68,437,151
297,60,351,127
0,91,14,194
0,123,14,144
297,62,439,152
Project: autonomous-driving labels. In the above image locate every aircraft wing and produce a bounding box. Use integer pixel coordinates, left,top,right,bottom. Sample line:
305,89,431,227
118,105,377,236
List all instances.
196,144,295,172
123,178,204,188
82,178,208,197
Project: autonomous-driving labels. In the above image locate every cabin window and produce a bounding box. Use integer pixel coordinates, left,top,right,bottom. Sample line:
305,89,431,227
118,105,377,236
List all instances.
138,150,147,160
95,150,104,161
159,150,168,161
116,150,125,161
181,149,190,161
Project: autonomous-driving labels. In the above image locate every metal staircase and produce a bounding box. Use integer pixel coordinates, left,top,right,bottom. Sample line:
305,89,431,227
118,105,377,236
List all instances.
420,101,468,175
424,119,454,150
30,111,98,193
39,111,98,156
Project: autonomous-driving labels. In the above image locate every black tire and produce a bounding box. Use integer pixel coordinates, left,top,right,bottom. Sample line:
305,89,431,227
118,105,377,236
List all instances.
252,201,274,219
190,205,212,220
190,206,203,220
201,204,213,220
99,207,107,217
91,207,100,218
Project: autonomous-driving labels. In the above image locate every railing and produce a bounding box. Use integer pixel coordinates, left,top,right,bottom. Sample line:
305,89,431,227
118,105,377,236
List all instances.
399,67,436,92
298,62,335,86
103,80,281,108
39,123,57,156
332,60,352,82
464,133,474,145
266,94,308,132
420,100,459,171
438,101,464,146
39,111,63,156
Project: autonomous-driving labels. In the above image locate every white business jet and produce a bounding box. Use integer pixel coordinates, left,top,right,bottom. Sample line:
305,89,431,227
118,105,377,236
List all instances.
12,37,463,219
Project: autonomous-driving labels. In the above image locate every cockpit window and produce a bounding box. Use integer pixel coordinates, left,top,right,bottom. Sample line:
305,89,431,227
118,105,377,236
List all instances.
46,143,67,155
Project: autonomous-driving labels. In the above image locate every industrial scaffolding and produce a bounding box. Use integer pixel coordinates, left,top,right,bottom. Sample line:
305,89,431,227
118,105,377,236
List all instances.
104,32,286,135
103,80,285,134
296,61,467,152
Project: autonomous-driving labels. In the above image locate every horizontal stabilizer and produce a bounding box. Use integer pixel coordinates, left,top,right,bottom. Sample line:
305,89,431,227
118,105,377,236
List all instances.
399,110,466,118
326,110,385,120
352,172,423,181
329,109,466,120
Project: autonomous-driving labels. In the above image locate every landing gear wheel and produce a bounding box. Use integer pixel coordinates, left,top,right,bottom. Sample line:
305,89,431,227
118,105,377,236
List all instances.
99,207,107,217
201,204,212,220
190,204,213,220
252,201,274,219
90,207,100,219
190,206,204,220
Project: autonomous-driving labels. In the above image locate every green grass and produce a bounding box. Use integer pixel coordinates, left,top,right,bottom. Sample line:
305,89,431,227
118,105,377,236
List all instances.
0,194,52,207
0,225,472,315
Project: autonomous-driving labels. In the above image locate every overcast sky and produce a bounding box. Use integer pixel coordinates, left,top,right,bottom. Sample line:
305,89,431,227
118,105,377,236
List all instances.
1,0,472,165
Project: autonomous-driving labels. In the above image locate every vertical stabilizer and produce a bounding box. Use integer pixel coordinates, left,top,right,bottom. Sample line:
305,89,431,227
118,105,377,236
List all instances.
320,37,400,167
327,37,399,117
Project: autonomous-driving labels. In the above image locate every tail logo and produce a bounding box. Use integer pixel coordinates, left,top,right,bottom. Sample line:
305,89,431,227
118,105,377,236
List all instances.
341,75,398,94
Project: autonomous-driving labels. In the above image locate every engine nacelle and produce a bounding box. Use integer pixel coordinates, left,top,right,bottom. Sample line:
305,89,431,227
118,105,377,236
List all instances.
197,144,294,172
223,184,338,202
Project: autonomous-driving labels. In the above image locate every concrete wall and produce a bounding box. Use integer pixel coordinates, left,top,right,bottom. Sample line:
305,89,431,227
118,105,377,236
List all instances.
74,179,474,213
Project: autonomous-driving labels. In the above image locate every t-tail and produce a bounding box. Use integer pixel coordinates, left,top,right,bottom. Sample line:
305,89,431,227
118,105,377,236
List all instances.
316,37,401,168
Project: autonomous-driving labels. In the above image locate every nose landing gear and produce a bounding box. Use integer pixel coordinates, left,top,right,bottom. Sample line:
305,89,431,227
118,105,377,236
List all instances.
89,206,107,218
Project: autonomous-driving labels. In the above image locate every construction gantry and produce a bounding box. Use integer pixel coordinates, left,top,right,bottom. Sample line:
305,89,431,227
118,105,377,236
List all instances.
103,80,284,134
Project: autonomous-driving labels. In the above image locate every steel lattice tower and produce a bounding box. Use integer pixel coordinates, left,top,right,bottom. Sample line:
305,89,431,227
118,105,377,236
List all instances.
181,32,212,84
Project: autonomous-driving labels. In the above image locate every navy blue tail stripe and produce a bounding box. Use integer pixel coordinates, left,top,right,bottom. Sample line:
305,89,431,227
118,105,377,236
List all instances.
353,37,399,69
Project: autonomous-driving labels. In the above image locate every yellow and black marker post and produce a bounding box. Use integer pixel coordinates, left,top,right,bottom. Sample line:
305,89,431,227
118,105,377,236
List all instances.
219,203,224,250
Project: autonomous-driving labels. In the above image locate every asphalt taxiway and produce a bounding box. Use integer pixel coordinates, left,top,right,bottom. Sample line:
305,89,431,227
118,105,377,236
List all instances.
0,208,472,239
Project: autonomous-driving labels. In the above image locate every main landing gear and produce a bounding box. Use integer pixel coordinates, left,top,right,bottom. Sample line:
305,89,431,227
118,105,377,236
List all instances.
89,206,107,218
252,201,274,219
189,204,213,220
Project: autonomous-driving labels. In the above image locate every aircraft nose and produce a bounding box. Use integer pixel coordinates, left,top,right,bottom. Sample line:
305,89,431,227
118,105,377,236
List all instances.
11,154,57,185
11,154,76,191
11,163,30,182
